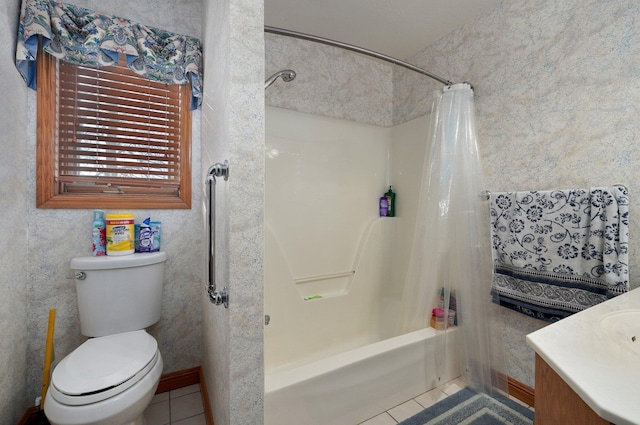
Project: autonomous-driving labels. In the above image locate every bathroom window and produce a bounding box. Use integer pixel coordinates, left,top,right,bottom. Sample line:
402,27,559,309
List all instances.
36,50,192,209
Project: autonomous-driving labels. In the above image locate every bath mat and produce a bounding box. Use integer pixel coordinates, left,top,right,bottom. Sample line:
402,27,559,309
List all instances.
398,387,534,425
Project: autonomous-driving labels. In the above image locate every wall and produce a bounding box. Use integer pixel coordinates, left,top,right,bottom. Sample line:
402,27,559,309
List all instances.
19,0,204,407
0,1,29,422
201,0,265,423
266,33,394,127
397,0,640,386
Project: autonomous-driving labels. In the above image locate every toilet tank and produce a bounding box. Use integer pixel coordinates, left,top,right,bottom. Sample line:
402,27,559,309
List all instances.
70,252,167,337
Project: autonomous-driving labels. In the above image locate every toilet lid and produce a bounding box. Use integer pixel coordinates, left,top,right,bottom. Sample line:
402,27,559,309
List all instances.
52,330,158,396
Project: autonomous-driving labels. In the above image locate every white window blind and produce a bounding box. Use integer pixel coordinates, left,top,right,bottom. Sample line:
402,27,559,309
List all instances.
56,57,185,197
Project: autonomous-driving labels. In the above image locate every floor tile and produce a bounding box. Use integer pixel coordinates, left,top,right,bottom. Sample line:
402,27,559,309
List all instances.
359,412,398,425
172,413,207,425
387,399,424,422
149,391,170,405
171,391,205,422
143,399,170,425
438,377,466,395
171,383,201,398
414,388,448,409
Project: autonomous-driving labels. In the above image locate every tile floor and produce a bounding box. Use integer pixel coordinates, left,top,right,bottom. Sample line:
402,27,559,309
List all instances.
143,383,206,425
357,377,535,425
142,378,534,425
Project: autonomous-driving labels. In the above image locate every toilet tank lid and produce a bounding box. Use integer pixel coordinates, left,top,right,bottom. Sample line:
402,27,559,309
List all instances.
70,251,167,270
52,330,158,396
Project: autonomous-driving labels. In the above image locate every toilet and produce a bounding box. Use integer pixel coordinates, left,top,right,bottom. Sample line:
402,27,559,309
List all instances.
44,252,167,425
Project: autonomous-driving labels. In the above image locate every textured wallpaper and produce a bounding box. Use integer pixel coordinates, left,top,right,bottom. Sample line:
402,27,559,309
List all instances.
266,33,395,127
0,1,29,422
201,0,266,423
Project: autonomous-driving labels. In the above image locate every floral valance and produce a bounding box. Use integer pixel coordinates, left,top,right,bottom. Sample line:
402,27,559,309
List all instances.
15,0,203,109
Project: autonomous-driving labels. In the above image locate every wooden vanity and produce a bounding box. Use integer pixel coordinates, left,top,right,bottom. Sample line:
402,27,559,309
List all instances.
534,354,613,425
527,287,640,425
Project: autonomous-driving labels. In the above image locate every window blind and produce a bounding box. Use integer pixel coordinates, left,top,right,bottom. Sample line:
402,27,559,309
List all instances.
56,57,185,196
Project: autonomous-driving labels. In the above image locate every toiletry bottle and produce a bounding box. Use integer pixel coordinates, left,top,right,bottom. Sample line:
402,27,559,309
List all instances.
92,210,106,256
379,196,389,217
138,217,154,252
450,290,457,325
385,186,396,217
448,309,456,327
434,308,446,330
150,221,162,252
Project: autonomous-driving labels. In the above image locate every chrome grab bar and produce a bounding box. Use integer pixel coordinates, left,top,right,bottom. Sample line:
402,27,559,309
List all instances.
206,160,229,307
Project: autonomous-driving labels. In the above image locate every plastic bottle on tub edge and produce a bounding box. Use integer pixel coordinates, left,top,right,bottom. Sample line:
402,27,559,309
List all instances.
92,210,106,256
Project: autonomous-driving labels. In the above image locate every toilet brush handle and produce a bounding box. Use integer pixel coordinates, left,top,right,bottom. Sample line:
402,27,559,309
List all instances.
41,309,56,410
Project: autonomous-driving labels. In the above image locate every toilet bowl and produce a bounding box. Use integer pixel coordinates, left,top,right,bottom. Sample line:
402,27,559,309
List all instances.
44,330,163,425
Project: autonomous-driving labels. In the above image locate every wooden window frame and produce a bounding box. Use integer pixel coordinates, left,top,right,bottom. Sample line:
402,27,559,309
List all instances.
36,50,192,209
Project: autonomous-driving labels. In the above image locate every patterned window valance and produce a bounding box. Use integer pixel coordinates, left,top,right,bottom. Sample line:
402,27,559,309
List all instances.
15,0,203,109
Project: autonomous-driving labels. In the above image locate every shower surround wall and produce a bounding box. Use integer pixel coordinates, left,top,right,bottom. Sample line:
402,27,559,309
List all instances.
0,0,29,422
15,0,204,410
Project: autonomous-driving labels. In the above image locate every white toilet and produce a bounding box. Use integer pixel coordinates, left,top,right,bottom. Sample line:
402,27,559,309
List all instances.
44,252,167,425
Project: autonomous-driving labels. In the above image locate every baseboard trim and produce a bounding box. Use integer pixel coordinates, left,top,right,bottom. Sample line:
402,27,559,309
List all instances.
17,406,39,425
156,366,201,394
508,376,535,407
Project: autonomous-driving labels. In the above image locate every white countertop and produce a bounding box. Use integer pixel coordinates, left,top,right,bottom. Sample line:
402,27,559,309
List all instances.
526,287,640,425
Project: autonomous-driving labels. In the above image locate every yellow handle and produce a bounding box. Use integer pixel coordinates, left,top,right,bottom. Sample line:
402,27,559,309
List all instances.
40,309,56,410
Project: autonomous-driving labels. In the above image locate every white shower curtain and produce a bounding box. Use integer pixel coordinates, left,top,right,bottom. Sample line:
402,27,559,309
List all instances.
399,83,506,394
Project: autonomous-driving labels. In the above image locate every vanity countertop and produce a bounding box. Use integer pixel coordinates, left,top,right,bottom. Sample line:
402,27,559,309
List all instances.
526,287,640,425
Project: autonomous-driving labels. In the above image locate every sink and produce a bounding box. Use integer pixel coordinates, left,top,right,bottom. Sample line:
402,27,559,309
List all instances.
599,310,640,355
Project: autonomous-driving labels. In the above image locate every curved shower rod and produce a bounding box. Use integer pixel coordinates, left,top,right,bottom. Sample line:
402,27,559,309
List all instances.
264,26,455,87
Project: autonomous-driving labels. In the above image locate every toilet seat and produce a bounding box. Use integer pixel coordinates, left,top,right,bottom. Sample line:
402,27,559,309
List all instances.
50,330,159,406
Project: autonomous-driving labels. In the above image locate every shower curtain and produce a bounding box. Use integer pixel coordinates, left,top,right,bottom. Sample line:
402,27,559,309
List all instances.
399,83,506,394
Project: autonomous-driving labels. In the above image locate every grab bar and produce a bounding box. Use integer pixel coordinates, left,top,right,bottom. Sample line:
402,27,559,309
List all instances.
206,160,230,308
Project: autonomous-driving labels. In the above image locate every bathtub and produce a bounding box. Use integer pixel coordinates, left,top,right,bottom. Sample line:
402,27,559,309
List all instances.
264,326,462,425
264,218,462,424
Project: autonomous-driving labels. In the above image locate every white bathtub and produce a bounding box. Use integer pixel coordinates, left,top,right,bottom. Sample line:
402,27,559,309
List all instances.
265,327,462,425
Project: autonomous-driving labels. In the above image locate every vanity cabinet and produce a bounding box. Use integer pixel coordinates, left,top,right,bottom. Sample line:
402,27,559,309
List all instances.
534,354,614,425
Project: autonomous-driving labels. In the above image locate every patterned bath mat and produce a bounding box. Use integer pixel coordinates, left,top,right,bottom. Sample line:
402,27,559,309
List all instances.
398,387,534,425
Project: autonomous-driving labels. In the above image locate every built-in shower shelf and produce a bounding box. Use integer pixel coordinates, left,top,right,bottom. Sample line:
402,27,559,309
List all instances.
294,270,355,300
